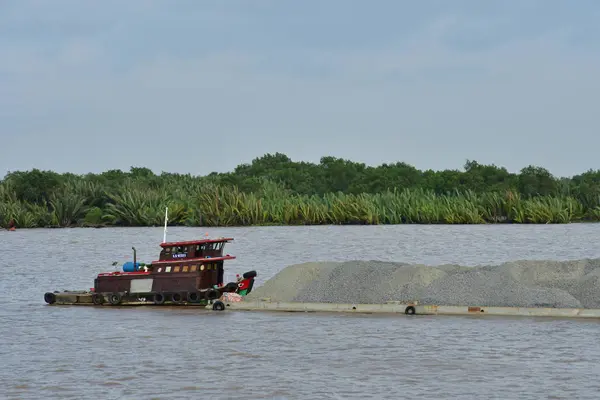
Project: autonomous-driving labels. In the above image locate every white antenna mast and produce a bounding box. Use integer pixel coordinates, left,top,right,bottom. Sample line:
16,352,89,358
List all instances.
163,207,169,243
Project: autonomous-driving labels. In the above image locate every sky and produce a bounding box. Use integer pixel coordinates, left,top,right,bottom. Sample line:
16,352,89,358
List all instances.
1,0,599,178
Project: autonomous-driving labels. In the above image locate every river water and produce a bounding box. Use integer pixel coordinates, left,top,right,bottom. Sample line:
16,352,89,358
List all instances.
1,224,600,399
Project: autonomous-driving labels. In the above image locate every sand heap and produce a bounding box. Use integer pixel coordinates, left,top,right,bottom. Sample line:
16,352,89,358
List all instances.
246,259,600,308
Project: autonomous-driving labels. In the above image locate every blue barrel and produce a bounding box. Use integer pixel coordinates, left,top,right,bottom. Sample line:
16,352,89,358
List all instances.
123,261,141,272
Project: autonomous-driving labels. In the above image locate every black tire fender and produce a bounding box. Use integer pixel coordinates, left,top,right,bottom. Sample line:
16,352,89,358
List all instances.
108,293,122,305
44,292,56,304
212,300,225,311
188,292,201,303
153,293,166,305
92,293,104,305
172,292,184,303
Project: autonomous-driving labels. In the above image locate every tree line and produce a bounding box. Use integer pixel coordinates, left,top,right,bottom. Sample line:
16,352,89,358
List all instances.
1,152,600,228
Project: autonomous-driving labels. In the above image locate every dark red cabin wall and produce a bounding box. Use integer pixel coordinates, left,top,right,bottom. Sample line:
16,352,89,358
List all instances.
151,274,198,293
96,274,200,294
217,261,224,285
95,277,132,293
95,259,229,294
198,265,217,289
94,275,150,293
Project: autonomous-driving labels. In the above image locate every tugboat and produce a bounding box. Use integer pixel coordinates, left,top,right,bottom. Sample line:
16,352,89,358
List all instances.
43,209,256,311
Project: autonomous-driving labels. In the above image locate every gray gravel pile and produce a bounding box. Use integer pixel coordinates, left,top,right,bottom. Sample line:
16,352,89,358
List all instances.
246,258,600,308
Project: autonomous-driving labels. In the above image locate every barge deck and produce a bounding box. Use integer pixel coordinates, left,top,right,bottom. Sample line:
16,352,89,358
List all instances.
226,299,600,319
45,294,600,319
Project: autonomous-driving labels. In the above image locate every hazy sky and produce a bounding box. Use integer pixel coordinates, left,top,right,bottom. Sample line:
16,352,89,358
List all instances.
2,0,599,178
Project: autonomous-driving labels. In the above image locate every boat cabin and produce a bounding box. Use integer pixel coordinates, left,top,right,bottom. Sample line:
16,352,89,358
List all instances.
95,237,237,294
147,237,236,289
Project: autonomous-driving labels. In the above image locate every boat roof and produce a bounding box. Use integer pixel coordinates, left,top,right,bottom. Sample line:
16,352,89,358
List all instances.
151,255,236,264
160,237,234,248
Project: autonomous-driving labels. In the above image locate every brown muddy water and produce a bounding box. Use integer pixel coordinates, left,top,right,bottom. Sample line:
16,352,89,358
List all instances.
1,224,600,399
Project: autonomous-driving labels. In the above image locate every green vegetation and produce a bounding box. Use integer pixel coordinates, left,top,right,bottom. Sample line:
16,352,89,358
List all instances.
2,153,600,228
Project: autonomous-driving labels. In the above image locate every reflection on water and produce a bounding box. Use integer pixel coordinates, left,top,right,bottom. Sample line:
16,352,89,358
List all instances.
2,224,600,399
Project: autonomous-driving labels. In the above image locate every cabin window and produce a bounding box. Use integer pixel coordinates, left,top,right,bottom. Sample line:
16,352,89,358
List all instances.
174,266,180,273
170,245,189,259
157,267,162,272
166,266,172,273
200,264,205,271
165,247,171,253
183,265,189,272
190,265,197,272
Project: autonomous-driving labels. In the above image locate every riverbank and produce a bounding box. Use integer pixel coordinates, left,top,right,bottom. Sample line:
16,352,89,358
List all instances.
3,154,600,228
2,194,600,228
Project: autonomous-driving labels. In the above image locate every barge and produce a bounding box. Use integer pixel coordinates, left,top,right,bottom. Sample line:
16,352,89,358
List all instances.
223,299,600,319
43,235,256,311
